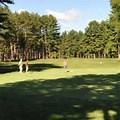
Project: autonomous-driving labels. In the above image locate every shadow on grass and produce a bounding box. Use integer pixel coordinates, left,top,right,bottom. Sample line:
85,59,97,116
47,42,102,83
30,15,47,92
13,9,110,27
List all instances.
0,64,18,74
0,73,120,120
0,63,62,74
29,63,62,72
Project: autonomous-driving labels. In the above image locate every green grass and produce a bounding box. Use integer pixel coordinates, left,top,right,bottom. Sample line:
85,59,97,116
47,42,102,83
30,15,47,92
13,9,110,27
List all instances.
0,58,120,120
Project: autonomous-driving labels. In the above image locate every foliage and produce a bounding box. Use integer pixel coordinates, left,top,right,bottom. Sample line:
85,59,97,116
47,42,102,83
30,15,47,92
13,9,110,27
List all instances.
110,0,120,59
0,8,60,61
0,0,13,6
0,0,120,61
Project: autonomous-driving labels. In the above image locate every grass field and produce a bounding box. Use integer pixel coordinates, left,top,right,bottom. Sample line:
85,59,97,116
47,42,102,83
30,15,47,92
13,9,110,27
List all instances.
0,58,120,120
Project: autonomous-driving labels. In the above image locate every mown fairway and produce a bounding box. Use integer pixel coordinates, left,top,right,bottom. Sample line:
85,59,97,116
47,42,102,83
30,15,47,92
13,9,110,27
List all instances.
0,58,120,120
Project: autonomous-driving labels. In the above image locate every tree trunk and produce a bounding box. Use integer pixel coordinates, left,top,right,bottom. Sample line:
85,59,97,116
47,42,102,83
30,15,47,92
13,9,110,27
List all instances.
118,44,120,60
10,43,14,60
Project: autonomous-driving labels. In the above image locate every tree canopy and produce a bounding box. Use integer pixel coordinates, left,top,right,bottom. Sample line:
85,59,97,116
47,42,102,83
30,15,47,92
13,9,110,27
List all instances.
0,0,120,61
0,0,13,6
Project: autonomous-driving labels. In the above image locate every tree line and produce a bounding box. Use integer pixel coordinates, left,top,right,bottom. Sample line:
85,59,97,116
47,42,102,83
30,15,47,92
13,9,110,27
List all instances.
0,0,120,61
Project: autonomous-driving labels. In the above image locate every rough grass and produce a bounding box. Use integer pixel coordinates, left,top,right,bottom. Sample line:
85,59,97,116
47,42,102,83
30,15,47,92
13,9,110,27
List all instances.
0,58,120,120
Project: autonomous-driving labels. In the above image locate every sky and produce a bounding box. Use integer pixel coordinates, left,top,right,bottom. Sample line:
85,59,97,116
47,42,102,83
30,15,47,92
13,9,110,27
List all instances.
8,0,112,33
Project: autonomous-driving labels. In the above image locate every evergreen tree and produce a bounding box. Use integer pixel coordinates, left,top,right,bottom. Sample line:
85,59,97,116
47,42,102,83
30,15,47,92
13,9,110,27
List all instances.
110,0,120,59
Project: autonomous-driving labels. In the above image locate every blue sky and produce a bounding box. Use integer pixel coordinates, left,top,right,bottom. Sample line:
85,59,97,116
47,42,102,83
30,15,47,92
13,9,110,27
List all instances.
8,0,111,33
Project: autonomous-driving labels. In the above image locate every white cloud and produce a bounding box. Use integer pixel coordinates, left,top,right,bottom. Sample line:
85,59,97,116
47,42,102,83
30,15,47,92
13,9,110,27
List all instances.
59,21,72,30
46,9,83,22
46,9,85,32
17,9,26,14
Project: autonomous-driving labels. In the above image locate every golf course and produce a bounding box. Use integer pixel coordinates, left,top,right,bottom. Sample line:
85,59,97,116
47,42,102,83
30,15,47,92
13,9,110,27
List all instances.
1,0,120,119
0,58,120,120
